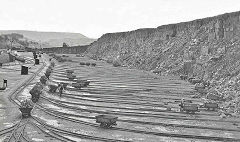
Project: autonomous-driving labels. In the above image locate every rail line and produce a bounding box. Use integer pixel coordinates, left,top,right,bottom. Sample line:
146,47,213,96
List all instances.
35,104,240,142
31,116,131,142
2,55,46,141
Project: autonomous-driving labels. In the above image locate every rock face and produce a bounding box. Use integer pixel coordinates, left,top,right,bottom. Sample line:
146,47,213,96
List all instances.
86,11,240,75
85,11,240,115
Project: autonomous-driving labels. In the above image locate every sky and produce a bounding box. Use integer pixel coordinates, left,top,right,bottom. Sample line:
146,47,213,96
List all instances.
0,0,239,38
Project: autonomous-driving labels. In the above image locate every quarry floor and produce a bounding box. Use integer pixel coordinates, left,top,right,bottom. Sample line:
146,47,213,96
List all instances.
0,53,240,142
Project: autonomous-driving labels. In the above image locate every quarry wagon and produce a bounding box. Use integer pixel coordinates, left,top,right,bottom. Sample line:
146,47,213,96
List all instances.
49,84,58,93
204,102,218,111
180,103,199,114
191,79,202,84
66,70,74,74
67,74,76,80
180,75,188,80
80,62,86,65
91,63,96,66
75,79,90,87
71,83,83,89
95,115,118,128
19,108,33,118
29,83,42,103
40,76,48,84
19,100,33,118
207,93,223,101
61,83,68,89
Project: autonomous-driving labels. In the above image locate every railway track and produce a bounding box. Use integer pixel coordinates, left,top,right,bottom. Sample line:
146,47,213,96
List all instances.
35,104,240,142
37,101,240,132
42,94,224,121
34,56,240,141
31,116,131,142
2,54,46,141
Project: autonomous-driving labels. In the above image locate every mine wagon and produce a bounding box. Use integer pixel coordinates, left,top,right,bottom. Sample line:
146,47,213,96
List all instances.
46,69,52,76
188,77,195,82
180,103,199,114
45,72,50,79
50,62,55,67
75,80,90,87
61,83,68,89
207,93,223,101
31,96,39,103
71,83,83,89
80,62,86,65
67,74,76,80
49,84,58,93
191,79,202,84
19,108,33,118
40,76,48,84
95,115,118,128
91,63,96,66
194,84,205,90
20,100,33,118
66,70,74,74
180,75,188,80
29,84,42,103
204,102,218,111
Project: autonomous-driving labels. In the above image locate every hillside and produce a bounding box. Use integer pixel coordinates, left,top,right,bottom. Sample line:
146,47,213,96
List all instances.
85,11,240,116
0,30,96,47
0,33,38,49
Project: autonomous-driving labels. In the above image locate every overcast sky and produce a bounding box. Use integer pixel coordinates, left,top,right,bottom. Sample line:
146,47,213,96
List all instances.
0,0,239,38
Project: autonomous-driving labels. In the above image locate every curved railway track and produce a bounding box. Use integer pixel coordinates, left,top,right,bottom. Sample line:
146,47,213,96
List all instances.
30,56,240,142
35,104,240,142
2,55,45,142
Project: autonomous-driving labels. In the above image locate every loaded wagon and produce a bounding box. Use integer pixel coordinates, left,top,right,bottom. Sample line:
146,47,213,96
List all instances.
194,83,205,90
61,83,68,89
71,83,83,89
180,103,199,114
66,70,74,74
29,83,43,103
91,63,96,67
75,79,90,87
204,102,218,111
207,93,223,101
49,84,58,93
45,69,52,78
80,62,86,65
191,79,202,84
188,77,195,82
95,115,118,128
180,75,188,80
50,62,55,67
19,100,33,118
19,108,33,118
67,74,76,80
40,76,48,84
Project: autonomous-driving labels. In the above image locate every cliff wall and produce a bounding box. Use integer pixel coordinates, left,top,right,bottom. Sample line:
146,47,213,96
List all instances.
85,11,240,115
43,45,88,54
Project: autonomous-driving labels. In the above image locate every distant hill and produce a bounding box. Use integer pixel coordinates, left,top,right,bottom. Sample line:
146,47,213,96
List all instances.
0,30,96,47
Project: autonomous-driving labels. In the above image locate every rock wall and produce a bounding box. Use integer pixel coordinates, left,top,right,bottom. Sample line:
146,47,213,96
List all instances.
86,11,240,76
85,11,240,115
43,45,88,54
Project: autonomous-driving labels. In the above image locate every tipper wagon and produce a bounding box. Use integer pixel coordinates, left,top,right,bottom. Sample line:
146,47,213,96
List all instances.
95,115,118,128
